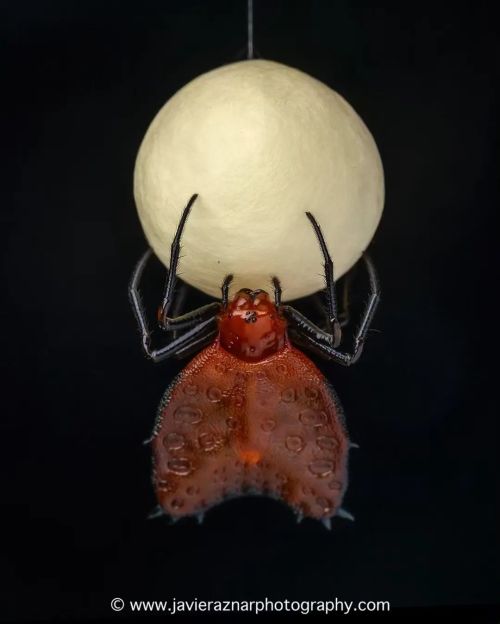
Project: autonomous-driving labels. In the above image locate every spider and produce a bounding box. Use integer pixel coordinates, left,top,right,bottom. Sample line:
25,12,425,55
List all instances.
129,194,380,528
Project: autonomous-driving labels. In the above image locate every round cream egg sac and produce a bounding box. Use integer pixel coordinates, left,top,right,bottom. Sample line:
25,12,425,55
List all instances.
134,59,384,302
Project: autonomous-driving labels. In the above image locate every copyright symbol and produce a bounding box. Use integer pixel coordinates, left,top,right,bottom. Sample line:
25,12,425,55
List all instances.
111,597,125,612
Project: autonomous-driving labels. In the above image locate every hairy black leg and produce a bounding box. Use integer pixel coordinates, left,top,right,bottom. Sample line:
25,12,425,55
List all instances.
221,274,233,308
159,302,220,332
283,307,334,348
172,324,219,360
129,248,220,338
272,276,282,307
157,193,220,329
310,293,327,328
283,254,380,366
309,275,351,331
136,307,217,364
160,281,220,335
128,195,231,362
339,272,352,328
159,193,197,320
169,281,189,318
167,281,188,341
161,282,219,339
305,212,342,347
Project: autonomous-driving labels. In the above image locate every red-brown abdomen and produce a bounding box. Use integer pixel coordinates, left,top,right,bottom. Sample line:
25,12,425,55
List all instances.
151,341,349,521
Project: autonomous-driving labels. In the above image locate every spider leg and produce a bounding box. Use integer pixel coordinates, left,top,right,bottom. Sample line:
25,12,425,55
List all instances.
272,276,282,307
305,212,342,347
167,281,189,340
309,293,327,329
304,277,351,331
143,312,217,364
160,193,197,320
172,322,219,360
163,280,221,339
157,194,220,330
283,254,380,367
221,274,233,308
339,271,353,329
129,247,220,332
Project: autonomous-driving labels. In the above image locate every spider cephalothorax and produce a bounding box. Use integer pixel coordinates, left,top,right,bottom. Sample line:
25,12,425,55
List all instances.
218,289,287,362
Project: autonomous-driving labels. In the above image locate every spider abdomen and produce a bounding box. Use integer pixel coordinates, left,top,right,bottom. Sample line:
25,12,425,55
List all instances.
151,340,350,521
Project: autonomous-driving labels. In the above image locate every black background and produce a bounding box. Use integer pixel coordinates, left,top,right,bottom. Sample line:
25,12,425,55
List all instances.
1,0,498,621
